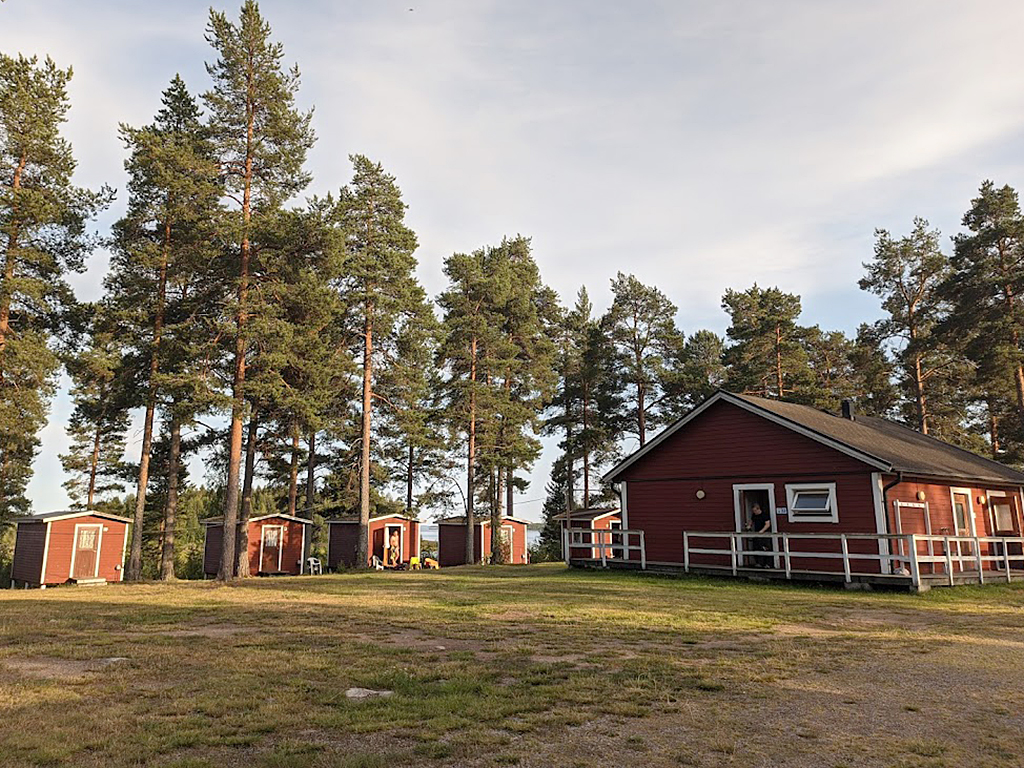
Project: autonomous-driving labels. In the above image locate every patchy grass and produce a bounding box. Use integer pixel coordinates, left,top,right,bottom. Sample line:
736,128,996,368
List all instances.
1,565,1024,767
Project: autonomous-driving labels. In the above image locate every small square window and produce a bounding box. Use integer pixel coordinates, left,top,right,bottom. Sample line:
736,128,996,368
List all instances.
785,483,839,523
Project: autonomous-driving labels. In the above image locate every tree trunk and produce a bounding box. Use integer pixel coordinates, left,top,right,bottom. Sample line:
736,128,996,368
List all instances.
490,466,502,564
637,383,646,447
159,414,181,580
775,323,784,398
287,423,300,516
236,409,259,578
87,423,102,509
220,112,256,581
466,337,477,564
582,385,591,508
989,403,1001,459
127,221,171,581
912,353,928,434
357,310,373,567
303,428,316,566
406,443,414,515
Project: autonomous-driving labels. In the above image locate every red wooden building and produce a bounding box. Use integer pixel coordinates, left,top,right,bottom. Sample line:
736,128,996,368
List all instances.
437,516,530,566
593,391,1024,590
203,514,313,577
9,510,130,588
557,508,621,560
326,515,421,569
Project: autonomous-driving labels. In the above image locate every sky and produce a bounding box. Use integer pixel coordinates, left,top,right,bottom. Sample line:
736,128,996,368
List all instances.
4,0,1024,521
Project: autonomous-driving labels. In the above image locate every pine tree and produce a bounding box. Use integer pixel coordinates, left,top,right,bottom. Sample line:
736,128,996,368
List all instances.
437,248,505,563
111,75,222,580
677,329,726,405
860,219,952,433
334,156,421,567
59,307,129,509
204,1,315,579
722,285,807,399
0,54,111,518
941,182,1024,436
603,273,684,446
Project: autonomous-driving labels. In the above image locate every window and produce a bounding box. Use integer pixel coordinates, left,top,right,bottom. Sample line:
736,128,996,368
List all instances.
785,483,839,523
990,496,1015,532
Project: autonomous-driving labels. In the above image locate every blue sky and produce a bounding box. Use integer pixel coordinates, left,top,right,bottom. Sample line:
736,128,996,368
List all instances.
4,0,1024,519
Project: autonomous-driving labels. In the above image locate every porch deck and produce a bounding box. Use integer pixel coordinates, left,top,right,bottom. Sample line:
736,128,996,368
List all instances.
564,528,1024,592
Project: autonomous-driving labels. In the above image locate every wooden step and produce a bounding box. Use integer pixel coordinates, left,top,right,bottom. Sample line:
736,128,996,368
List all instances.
71,578,108,587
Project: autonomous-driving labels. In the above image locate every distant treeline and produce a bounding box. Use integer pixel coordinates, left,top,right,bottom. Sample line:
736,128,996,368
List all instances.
3,3,1023,578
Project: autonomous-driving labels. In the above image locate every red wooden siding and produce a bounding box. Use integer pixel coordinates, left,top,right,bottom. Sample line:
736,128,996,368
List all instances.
23,516,128,585
204,517,308,576
11,522,46,585
885,477,1024,573
438,520,528,566
619,400,880,572
327,517,421,569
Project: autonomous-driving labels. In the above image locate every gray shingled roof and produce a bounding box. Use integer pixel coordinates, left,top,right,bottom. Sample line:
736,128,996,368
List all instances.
734,394,1024,485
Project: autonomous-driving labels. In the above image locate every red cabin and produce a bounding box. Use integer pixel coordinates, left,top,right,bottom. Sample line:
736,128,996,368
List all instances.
9,510,130,588
203,514,313,577
437,516,530,566
597,391,1024,590
326,515,421,569
558,508,621,560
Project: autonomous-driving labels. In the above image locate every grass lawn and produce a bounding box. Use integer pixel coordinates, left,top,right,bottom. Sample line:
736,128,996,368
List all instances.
2,565,1024,768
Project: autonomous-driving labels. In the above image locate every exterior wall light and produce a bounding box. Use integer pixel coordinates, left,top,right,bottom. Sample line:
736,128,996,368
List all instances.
916,491,926,501
695,489,706,500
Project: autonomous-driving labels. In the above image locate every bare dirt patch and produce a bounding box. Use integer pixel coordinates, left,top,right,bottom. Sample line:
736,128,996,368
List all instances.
4,656,128,681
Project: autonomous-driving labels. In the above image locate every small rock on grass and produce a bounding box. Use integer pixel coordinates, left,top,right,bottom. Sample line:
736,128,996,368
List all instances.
345,687,394,699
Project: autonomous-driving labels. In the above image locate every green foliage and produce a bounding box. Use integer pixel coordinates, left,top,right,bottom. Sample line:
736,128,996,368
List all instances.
0,53,111,518
603,272,684,446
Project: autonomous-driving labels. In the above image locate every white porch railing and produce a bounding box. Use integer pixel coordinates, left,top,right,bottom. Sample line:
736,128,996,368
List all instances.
564,527,646,569
681,531,1024,588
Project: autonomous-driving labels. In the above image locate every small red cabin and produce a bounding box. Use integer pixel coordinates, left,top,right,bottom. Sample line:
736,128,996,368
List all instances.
598,391,1024,589
9,510,130,588
203,514,313,577
437,516,530,567
326,515,421,569
558,508,621,560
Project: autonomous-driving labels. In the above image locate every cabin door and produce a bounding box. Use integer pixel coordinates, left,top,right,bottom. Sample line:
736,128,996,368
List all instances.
733,484,777,567
261,525,283,572
372,527,386,563
72,524,102,580
951,489,974,571
609,520,622,559
384,524,403,566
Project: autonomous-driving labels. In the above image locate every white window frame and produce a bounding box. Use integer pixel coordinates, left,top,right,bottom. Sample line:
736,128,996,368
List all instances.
785,483,839,523
987,490,1015,533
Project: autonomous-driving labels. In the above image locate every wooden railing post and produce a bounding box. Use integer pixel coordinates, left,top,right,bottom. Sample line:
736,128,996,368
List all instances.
563,528,570,565
782,534,791,579
683,531,690,573
907,534,921,588
974,537,984,584
600,530,607,568
730,534,738,576
943,537,953,587
1004,538,1012,583
840,534,851,583
639,531,646,570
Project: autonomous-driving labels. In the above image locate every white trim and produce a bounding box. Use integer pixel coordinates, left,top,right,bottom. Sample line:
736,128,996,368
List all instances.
603,391,891,483
246,514,314,526
949,487,977,537
40,522,52,585
620,482,629,531
119,520,128,581
785,483,840,524
20,510,132,525
384,523,404,565
327,515,419,526
987,490,1015,533
300,525,306,574
871,473,888,563
732,483,778,567
69,523,103,580
259,524,285,572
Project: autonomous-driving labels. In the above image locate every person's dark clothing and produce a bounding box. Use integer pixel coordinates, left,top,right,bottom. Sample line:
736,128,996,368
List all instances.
751,509,772,567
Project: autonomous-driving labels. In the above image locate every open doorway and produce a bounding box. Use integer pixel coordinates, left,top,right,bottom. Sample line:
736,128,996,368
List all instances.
732,484,776,567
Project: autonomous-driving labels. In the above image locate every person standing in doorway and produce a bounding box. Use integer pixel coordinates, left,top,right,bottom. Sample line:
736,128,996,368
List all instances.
751,503,772,568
